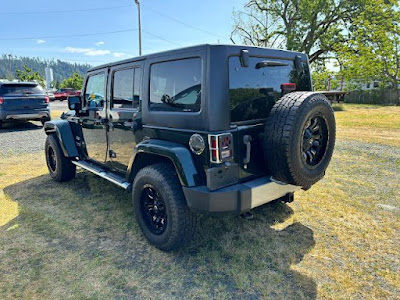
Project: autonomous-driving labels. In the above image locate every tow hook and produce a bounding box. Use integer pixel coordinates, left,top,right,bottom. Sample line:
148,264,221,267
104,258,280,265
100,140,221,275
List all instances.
281,193,294,203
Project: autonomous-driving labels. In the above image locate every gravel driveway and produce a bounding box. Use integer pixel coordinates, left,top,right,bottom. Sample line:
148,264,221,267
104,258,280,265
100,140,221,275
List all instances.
0,101,69,157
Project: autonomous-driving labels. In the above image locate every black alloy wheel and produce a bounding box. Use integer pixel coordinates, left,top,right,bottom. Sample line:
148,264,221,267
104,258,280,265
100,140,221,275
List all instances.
139,184,168,235
47,146,57,172
301,115,329,168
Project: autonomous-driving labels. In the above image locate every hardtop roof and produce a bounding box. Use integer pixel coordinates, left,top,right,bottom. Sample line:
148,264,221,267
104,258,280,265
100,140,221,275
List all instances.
88,44,306,72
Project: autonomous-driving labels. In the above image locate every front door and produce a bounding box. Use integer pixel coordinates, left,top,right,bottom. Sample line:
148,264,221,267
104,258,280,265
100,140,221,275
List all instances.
81,69,108,163
108,63,143,174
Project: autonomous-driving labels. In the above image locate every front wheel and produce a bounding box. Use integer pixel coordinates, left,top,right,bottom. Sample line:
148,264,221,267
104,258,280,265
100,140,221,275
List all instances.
45,134,76,182
132,163,198,251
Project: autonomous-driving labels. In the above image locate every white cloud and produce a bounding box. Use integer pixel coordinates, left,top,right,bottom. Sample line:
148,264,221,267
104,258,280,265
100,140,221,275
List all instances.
112,52,127,58
36,39,46,44
85,49,111,56
95,41,105,47
65,47,111,56
65,47,91,54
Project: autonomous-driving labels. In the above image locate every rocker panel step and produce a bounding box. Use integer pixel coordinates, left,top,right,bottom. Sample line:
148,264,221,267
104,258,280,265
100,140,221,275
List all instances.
72,160,131,190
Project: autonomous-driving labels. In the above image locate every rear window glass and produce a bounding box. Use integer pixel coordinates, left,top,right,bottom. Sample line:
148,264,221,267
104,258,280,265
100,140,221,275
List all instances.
1,84,44,95
149,58,201,112
229,56,311,123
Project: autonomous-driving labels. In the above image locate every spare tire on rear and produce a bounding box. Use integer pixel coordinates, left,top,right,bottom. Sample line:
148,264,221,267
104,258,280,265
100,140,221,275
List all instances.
264,91,336,189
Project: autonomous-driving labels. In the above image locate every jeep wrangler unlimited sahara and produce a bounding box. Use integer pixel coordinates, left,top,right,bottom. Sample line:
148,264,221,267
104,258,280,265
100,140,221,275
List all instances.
43,45,335,250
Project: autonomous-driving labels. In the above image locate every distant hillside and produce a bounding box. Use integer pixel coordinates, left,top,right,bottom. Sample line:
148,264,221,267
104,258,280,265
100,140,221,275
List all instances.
0,54,91,82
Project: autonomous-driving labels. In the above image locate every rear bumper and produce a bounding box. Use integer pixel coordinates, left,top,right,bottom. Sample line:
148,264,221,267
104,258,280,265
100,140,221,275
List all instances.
0,109,50,121
183,176,300,214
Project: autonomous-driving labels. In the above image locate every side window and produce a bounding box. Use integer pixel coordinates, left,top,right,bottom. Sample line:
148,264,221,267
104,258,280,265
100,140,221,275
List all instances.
85,73,105,109
149,58,201,112
112,68,141,109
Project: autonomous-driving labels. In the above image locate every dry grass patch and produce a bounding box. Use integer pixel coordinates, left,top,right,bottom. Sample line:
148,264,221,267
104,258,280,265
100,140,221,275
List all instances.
334,104,400,146
50,110,65,119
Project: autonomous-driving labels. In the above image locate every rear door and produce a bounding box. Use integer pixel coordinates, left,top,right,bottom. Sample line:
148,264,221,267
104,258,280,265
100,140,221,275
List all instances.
228,55,311,179
108,62,143,174
0,83,47,111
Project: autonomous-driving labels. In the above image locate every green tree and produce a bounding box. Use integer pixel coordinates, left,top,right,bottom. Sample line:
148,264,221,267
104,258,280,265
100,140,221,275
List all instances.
15,64,45,87
0,55,90,83
231,0,364,64
336,0,400,105
60,72,84,90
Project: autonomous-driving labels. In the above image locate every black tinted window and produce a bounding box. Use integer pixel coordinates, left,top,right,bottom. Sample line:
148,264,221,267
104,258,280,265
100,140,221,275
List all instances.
1,84,44,95
229,56,310,123
112,68,141,109
85,73,105,108
150,58,201,112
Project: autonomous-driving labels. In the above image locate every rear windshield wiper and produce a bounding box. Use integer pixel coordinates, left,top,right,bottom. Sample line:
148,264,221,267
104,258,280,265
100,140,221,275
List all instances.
255,61,289,69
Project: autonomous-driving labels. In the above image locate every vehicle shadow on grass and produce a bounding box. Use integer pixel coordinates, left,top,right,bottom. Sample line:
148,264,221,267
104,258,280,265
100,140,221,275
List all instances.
1,172,316,299
0,121,42,132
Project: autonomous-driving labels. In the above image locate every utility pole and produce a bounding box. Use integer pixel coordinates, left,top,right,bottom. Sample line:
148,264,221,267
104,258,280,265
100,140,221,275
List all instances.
134,0,142,56
265,10,268,47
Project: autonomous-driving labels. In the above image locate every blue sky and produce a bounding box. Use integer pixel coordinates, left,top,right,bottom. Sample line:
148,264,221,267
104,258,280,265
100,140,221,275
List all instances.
0,0,246,66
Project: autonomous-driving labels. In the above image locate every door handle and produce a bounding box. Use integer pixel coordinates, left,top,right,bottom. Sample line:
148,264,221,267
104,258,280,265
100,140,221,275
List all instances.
243,135,252,168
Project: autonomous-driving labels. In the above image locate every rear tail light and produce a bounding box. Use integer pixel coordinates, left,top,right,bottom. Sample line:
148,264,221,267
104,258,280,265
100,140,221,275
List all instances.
44,95,50,103
0,97,3,105
208,133,233,163
281,83,296,95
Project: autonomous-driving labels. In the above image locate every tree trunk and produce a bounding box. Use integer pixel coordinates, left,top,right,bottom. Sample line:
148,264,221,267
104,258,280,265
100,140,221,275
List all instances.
393,78,400,106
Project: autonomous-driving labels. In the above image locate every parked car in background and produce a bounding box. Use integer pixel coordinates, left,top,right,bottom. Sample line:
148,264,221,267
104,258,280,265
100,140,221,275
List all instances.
54,88,81,101
0,82,51,128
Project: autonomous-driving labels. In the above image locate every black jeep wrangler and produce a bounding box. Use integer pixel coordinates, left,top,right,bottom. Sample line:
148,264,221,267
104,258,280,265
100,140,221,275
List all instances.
44,44,335,250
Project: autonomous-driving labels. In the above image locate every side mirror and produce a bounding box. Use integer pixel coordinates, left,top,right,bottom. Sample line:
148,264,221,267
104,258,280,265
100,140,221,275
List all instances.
68,96,82,111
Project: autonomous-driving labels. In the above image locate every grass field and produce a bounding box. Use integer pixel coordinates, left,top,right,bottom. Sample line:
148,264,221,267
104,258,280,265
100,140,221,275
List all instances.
0,104,399,299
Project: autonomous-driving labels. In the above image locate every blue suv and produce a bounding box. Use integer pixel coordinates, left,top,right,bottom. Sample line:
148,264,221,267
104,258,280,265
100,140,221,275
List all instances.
0,82,51,129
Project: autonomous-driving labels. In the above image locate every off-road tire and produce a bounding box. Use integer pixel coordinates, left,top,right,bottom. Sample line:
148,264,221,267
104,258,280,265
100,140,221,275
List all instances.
45,134,76,182
132,163,198,251
264,92,336,189
0,121,3,129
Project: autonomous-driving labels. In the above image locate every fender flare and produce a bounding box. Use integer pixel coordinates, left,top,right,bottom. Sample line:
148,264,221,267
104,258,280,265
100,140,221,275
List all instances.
44,120,79,158
128,139,201,187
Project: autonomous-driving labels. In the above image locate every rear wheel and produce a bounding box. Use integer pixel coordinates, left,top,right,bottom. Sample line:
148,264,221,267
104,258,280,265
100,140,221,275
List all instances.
45,134,76,182
132,163,198,251
264,92,336,189
0,121,3,129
